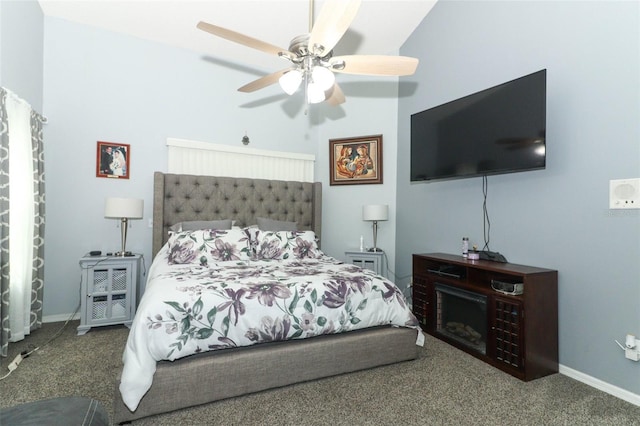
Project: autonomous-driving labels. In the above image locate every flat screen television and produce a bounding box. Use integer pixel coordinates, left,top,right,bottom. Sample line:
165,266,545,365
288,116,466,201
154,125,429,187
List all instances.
410,69,546,182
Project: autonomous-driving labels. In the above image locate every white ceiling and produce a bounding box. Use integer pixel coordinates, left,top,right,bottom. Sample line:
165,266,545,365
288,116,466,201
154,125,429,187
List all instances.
38,0,437,72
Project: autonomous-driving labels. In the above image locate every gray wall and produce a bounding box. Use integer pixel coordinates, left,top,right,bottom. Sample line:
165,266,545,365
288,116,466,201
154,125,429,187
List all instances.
312,71,400,282
397,1,639,396
0,0,44,109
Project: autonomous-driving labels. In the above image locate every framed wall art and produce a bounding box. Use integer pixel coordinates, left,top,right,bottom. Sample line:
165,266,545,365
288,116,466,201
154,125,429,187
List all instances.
329,135,383,186
96,141,130,179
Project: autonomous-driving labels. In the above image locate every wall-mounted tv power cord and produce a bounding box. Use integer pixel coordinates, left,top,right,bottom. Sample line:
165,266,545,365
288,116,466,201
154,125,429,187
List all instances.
481,175,492,253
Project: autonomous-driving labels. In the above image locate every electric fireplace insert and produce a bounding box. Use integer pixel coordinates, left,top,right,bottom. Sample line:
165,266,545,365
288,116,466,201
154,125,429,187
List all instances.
435,283,487,355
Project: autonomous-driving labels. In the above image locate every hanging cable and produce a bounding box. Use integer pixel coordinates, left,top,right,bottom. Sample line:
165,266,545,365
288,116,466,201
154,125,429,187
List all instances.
1,276,82,381
482,175,491,252
0,304,79,381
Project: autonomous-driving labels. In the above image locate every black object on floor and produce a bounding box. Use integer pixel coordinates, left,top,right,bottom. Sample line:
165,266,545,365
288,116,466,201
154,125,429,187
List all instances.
0,397,109,426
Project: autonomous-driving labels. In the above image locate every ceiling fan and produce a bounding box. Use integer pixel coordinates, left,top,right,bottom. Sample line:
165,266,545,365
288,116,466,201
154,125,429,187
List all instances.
196,0,419,106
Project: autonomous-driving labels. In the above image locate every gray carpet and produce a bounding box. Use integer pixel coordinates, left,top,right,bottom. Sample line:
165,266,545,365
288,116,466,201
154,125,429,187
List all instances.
1,321,639,425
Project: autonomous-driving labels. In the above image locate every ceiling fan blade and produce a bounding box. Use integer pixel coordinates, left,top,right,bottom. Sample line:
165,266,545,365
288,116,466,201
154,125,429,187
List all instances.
238,68,292,93
197,21,289,57
326,83,345,106
331,55,419,76
308,0,362,56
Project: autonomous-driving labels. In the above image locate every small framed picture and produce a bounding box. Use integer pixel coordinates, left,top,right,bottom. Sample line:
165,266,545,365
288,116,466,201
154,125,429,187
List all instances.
329,135,383,186
96,141,130,179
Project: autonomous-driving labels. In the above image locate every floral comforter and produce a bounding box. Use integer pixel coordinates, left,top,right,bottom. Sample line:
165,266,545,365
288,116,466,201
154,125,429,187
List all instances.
119,248,420,411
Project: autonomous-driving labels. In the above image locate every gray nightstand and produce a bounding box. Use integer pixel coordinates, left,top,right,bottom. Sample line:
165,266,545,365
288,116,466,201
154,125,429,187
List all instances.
77,254,141,335
345,250,387,278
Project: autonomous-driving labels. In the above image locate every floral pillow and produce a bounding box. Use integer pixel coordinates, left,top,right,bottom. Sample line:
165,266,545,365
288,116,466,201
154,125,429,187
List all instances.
167,228,252,265
254,230,322,260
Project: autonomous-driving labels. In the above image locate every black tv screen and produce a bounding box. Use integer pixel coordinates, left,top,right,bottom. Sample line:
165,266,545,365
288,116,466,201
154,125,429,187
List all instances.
410,69,546,182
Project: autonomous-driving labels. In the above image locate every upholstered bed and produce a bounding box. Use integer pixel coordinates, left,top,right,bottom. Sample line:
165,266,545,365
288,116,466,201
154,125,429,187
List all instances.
113,172,421,423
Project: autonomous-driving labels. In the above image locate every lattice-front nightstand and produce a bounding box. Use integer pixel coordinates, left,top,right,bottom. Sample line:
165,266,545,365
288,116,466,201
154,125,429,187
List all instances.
77,254,141,335
345,250,387,278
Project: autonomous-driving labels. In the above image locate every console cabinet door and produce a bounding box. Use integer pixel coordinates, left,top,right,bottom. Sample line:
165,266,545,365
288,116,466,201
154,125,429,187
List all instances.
412,274,432,332
86,264,132,325
489,296,524,372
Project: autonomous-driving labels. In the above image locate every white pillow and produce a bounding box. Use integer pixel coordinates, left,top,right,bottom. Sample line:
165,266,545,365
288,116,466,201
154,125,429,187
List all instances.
256,217,297,231
169,219,232,233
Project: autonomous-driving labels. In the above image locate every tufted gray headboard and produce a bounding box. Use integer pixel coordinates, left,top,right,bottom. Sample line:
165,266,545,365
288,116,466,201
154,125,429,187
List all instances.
152,172,322,257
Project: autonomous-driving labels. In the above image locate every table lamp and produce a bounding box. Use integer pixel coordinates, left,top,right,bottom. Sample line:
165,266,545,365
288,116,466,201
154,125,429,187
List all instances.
104,197,144,256
362,204,388,252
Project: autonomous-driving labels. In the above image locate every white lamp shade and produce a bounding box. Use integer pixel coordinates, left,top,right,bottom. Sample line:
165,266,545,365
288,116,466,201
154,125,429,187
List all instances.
363,204,389,221
279,69,303,95
311,66,335,91
307,82,327,104
104,198,144,219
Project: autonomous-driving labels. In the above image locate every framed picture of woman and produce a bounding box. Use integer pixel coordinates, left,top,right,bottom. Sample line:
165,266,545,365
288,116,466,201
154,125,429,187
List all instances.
329,135,383,186
96,141,130,179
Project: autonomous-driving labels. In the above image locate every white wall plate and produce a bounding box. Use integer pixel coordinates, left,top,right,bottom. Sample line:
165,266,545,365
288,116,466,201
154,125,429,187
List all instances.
609,178,640,209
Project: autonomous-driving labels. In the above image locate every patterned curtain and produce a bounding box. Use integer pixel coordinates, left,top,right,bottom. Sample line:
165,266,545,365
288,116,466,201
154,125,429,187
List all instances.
29,109,45,334
0,89,10,357
0,87,46,357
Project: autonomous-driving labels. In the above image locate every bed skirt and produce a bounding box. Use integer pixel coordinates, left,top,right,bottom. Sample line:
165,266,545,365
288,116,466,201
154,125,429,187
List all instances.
114,326,419,423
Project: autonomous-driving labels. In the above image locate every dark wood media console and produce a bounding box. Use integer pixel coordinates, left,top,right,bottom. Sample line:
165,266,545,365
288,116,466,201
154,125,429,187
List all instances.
413,253,558,381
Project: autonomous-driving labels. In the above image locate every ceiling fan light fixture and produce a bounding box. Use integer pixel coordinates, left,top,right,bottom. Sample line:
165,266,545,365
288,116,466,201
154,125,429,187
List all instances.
197,0,417,107
307,82,326,104
311,66,335,91
279,69,303,95
330,60,346,71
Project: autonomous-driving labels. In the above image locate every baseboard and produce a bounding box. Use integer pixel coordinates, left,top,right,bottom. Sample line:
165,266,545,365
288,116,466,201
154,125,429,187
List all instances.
559,364,640,407
42,312,80,323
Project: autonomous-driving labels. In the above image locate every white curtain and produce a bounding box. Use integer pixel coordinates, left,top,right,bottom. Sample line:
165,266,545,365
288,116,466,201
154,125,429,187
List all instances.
6,93,36,342
1,87,46,357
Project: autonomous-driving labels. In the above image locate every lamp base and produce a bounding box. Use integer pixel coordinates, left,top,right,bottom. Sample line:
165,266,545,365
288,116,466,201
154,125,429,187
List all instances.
368,248,384,253
113,251,134,257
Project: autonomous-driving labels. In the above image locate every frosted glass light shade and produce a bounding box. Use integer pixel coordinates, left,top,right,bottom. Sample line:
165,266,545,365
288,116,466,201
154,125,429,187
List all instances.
362,204,389,221
311,66,335,91
279,69,303,95
307,82,326,104
104,198,144,219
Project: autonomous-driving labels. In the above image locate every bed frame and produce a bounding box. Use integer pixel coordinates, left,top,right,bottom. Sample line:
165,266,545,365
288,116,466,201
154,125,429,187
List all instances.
113,172,419,423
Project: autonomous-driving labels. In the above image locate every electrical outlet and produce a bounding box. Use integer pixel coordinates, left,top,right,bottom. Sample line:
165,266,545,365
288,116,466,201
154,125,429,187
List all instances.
624,336,640,361
625,348,640,361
